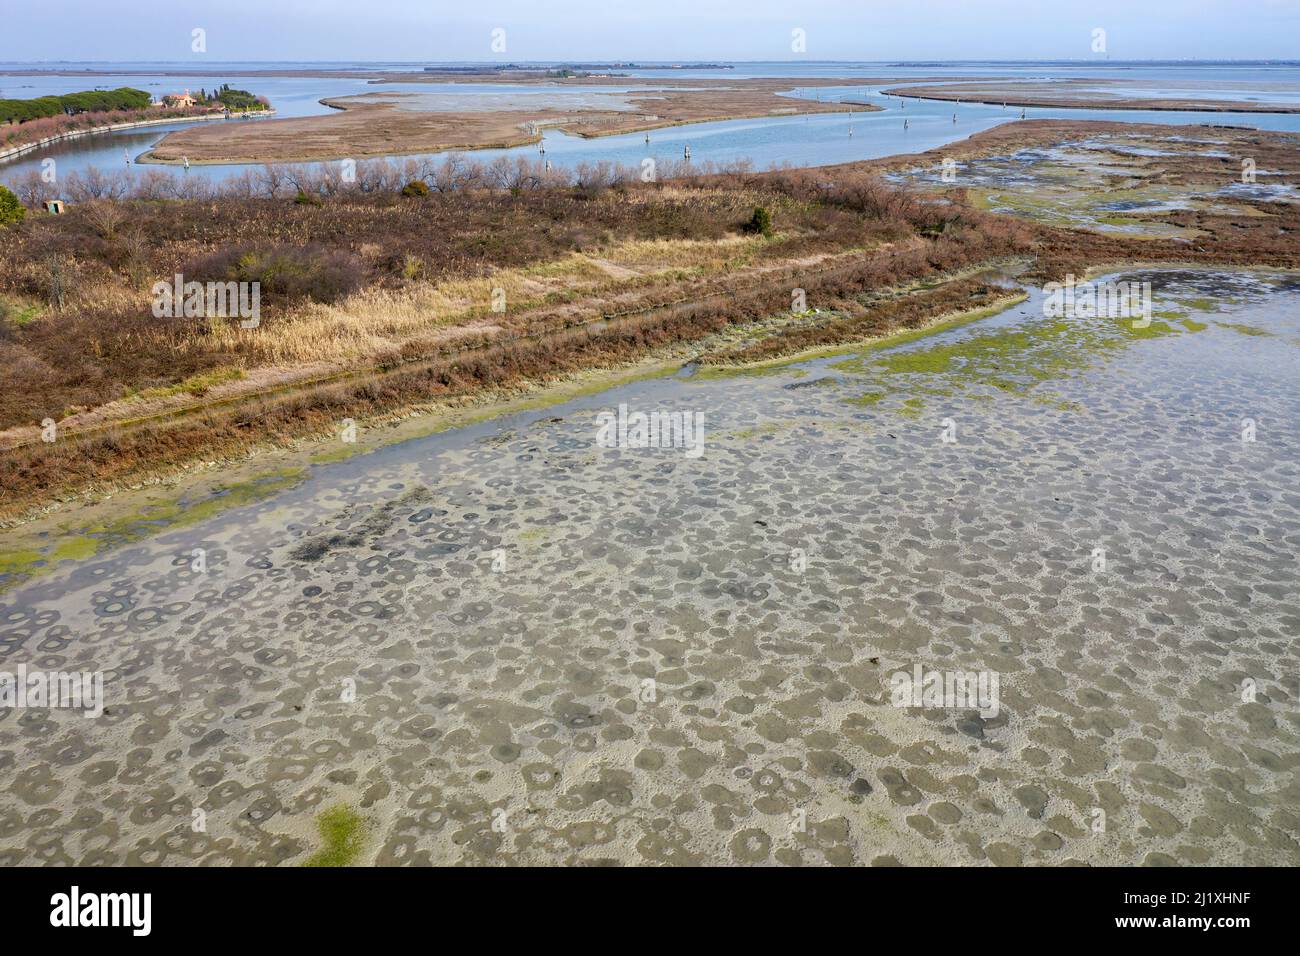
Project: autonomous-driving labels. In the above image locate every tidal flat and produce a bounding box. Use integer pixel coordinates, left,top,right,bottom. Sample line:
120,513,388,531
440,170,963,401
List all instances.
0,268,1296,866
883,121,1300,240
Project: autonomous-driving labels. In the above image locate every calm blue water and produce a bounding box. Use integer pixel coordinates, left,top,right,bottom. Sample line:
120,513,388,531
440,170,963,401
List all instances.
3,61,1299,190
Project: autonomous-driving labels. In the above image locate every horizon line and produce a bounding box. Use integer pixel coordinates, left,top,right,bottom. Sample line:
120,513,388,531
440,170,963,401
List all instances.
4,57,1300,66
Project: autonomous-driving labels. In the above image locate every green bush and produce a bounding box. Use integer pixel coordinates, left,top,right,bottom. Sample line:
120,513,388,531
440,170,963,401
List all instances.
293,190,321,206
743,205,773,238
401,180,430,197
213,86,267,111
0,185,25,226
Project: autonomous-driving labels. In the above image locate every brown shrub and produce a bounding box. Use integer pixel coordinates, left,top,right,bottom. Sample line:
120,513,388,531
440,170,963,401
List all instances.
183,244,366,305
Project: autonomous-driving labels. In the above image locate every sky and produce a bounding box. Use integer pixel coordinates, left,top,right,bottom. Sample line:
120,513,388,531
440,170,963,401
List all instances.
3,0,1299,63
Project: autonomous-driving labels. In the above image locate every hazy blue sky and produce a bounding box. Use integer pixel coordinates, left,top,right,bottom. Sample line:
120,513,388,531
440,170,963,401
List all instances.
4,0,1298,62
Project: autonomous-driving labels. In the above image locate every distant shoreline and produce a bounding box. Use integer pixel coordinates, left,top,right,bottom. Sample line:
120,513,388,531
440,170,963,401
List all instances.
884,80,1300,114
3,58,1300,72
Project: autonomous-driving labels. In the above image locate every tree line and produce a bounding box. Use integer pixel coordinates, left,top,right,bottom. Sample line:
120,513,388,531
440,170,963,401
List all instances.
0,87,154,125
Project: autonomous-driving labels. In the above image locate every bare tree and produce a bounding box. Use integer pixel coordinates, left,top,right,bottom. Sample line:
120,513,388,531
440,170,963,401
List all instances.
282,163,324,197
357,158,404,193
220,168,259,199
432,153,483,192
3,169,52,208
130,168,174,200
256,164,287,198
172,175,214,200
65,166,131,201
83,199,127,240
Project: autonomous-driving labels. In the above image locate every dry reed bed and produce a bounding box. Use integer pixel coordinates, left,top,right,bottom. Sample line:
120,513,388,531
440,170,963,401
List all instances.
0,171,909,432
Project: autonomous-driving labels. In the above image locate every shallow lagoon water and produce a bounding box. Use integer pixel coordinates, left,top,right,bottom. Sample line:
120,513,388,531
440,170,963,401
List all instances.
5,61,1300,186
1,268,1296,866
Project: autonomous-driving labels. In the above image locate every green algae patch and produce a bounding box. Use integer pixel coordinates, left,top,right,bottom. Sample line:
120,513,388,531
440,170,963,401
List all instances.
49,536,100,563
869,319,1083,380
83,467,307,544
0,467,307,593
723,422,783,441
899,397,926,417
0,549,43,578
707,292,1031,379
847,391,886,407
311,443,363,464
689,362,800,382
1217,321,1274,337
1173,297,1222,312
303,805,367,867
1123,318,1178,340
833,296,1204,416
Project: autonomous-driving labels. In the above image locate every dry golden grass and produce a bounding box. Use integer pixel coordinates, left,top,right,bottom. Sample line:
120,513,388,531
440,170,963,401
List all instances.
0,226,857,453
202,234,773,366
